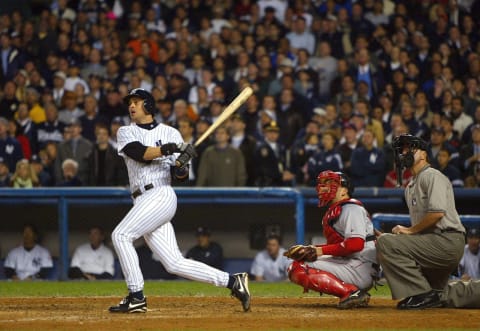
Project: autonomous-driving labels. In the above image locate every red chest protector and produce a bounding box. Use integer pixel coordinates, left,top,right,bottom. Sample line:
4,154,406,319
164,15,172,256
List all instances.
322,198,364,245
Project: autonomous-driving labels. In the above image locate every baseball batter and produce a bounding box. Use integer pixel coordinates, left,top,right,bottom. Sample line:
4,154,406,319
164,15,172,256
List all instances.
108,88,250,313
284,170,376,309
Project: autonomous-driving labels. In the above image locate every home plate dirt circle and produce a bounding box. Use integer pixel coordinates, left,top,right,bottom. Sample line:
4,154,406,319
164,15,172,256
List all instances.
1,297,478,330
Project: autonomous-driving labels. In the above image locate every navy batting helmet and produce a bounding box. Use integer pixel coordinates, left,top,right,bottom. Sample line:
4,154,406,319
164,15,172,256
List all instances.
124,88,155,115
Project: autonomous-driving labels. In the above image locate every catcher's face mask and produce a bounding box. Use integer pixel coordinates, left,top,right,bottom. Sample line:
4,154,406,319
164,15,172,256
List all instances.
316,170,343,207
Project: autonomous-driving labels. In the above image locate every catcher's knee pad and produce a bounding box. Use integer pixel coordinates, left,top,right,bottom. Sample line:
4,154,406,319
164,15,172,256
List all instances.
287,261,310,289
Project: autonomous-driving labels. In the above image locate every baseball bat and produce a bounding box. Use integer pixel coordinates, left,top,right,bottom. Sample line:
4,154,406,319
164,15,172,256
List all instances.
194,86,253,147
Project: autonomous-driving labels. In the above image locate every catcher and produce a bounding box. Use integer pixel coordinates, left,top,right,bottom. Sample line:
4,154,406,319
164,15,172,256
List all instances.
285,170,377,309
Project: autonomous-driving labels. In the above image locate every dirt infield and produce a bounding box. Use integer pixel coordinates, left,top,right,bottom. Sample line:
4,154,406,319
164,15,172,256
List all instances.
1,296,478,331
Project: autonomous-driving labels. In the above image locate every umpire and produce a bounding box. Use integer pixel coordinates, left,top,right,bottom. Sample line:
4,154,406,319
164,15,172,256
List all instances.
377,134,465,310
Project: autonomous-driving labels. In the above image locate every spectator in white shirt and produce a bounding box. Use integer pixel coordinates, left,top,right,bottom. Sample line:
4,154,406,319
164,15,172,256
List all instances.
458,228,480,280
4,224,53,280
250,234,291,281
69,226,115,280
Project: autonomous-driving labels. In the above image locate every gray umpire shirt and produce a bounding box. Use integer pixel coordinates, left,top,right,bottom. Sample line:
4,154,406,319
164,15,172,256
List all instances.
405,165,465,233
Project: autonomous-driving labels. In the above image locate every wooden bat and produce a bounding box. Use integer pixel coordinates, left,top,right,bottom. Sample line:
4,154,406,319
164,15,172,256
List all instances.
194,86,253,147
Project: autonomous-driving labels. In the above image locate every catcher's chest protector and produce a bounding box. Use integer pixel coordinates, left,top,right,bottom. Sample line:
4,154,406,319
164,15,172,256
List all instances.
322,199,363,244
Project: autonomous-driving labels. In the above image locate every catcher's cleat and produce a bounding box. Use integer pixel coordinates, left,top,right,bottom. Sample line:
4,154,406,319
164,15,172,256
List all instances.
109,294,147,313
337,290,370,309
230,272,251,312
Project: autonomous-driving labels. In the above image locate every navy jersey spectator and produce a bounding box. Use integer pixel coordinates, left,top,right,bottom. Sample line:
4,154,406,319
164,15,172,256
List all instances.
0,117,23,172
350,128,386,187
307,130,343,186
186,227,224,270
436,148,464,187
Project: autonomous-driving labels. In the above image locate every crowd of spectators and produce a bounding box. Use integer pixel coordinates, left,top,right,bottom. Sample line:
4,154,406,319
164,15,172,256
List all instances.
1,0,480,189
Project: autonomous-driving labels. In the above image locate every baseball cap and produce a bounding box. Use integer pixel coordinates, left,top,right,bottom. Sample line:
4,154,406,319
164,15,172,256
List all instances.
280,58,294,68
30,154,41,163
54,71,67,80
196,226,211,237
313,107,327,117
0,156,6,165
467,228,480,238
263,121,280,132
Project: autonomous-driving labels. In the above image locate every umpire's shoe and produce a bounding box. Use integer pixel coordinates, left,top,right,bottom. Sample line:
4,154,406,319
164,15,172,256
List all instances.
231,272,251,312
109,294,147,313
337,290,370,309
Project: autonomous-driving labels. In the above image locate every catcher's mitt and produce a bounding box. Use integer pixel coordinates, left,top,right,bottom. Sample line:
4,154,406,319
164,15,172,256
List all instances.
283,245,318,262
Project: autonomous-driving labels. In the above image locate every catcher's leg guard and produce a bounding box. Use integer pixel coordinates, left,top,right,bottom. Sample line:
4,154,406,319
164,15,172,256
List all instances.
288,261,358,300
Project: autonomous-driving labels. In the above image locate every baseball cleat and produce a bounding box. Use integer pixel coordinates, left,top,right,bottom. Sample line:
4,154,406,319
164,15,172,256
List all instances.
230,272,251,312
109,294,147,313
337,290,370,309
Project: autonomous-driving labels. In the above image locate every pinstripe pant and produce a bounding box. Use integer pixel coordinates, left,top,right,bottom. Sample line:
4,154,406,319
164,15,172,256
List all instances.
112,186,229,292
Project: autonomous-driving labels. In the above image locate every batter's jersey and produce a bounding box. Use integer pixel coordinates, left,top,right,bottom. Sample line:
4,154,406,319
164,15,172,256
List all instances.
405,165,465,232
250,248,291,281
330,203,377,264
70,243,115,276
117,123,184,192
4,245,53,280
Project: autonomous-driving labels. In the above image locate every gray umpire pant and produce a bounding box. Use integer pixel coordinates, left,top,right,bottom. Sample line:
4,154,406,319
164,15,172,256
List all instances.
376,231,464,300
442,279,480,308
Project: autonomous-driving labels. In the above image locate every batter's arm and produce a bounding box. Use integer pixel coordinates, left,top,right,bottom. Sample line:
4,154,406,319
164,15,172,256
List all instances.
122,142,174,162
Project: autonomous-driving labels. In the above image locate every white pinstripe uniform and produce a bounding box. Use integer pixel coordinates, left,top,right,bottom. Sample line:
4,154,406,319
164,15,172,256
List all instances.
112,122,230,293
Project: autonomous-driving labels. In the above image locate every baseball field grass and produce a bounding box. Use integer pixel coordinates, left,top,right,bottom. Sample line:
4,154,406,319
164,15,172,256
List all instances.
1,281,478,331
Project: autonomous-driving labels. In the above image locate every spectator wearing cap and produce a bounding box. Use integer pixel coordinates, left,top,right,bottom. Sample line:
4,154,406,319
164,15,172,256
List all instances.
230,114,257,186
441,115,462,150
64,59,90,94
338,123,361,177
307,130,343,186
350,128,386,187
436,147,464,187
0,80,20,120
58,91,85,125
196,125,246,187
286,15,315,55
250,233,290,282
460,123,480,178
0,116,23,173
458,228,480,280
290,121,321,184
254,121,294,186
52,71,67,107
186,226,224,270
428,126,460,169
30,154,52,187
54,119,92,185
37,102,65,148
0,29,24,85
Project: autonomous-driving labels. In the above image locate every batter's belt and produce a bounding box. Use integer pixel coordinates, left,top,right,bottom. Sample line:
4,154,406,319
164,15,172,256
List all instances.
131,178,170,199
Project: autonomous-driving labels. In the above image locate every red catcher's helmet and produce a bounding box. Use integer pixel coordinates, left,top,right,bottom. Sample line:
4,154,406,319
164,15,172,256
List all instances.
316,170,353,207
